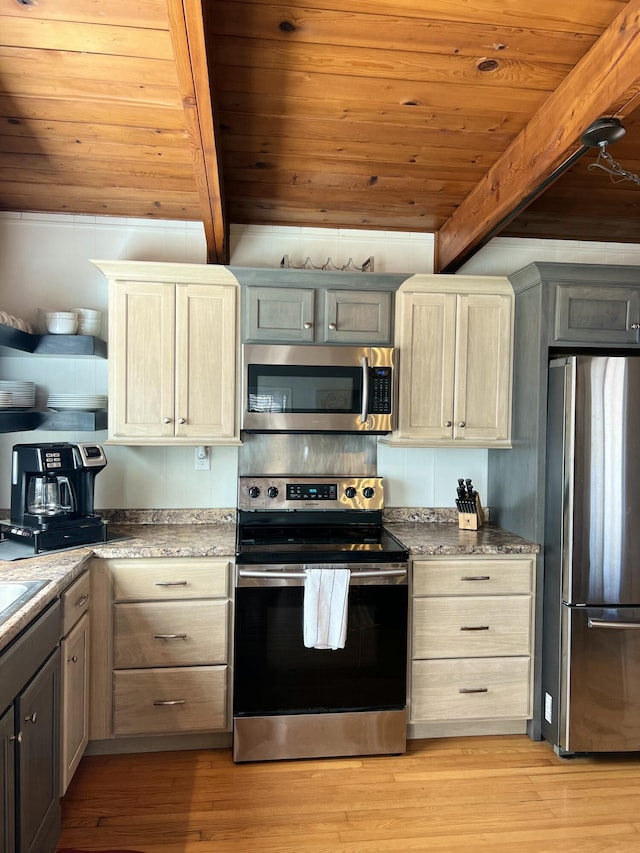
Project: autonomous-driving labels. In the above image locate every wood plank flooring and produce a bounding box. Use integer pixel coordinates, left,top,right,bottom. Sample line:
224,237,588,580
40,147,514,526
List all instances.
57,735,640,852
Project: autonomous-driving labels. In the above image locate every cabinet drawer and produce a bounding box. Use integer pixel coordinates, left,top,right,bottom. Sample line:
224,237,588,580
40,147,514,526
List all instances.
412,596,531,658
113,600,228,668
113,665,227,735
411,657,530,721
111,558,229,601
61,570,91,635
412,559,533,596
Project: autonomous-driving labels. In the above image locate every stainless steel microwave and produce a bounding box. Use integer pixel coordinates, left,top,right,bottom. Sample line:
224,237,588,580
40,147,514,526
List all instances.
242,344,395,433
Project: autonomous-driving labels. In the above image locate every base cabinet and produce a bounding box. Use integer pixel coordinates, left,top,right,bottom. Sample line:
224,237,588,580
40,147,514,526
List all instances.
60,571,91,795
0,601,61,853
409,556,534,736
90,558,232,743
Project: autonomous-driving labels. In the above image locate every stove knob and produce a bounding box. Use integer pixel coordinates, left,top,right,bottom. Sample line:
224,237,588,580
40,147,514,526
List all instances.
267,486,279,499
363,486,375,499
345,486,357,499
248,486,261,499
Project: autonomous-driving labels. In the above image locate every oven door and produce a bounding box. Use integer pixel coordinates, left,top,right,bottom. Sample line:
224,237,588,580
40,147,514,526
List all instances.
242,344,394,433
233,563,408,718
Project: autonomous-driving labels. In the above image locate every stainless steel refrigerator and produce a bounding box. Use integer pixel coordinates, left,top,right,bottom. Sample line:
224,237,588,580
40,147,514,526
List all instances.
544,354,640,755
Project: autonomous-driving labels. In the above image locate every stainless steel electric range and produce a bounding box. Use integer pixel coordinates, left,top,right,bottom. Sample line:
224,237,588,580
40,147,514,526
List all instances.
233,475,409,762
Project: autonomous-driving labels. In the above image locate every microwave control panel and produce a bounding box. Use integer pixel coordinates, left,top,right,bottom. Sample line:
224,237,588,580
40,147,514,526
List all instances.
369,367,392,413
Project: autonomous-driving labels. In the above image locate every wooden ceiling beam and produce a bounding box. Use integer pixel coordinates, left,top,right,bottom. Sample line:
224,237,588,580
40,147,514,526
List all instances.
436,0,640,273
165,0,227,263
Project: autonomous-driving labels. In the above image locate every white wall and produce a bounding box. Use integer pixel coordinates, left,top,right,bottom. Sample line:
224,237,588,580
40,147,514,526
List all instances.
2,211,639,510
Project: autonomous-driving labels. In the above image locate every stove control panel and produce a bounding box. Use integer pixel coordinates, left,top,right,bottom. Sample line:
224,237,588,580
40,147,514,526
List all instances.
238,476,383,511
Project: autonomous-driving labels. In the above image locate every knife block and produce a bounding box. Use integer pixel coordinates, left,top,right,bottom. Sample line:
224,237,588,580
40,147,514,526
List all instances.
458,493,483,530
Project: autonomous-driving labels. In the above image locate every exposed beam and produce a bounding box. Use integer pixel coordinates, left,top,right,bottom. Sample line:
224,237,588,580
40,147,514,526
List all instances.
166,0,227,263
437,0,640,273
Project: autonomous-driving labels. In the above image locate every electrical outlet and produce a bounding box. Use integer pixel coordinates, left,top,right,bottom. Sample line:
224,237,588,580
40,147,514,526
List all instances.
194,446,210,471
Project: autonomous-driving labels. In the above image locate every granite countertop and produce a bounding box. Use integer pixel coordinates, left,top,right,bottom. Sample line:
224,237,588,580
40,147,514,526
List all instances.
0,515,538,653
384,521,540,556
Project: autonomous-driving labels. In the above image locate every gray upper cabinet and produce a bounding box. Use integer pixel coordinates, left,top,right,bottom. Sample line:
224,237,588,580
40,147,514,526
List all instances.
245,285,393,344
324,289,392,343
245,286,316,343
231,267,408,345
554,283,640,344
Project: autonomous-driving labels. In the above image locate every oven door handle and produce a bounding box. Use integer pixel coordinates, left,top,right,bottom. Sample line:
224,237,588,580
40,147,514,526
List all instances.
238,568,407,580
360,355,369,424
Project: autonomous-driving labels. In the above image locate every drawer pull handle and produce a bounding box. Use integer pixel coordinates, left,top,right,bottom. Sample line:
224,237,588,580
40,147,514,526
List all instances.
75,594,89,607
154,581,188,587
153,699,187,706
460,625,490,631
460,576,491,581
459,687,489,694
154,633,188,640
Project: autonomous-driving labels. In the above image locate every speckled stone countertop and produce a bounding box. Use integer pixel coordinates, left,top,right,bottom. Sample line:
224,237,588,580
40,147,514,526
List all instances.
384,522,540,556
0,509,538,653
0,522,236,652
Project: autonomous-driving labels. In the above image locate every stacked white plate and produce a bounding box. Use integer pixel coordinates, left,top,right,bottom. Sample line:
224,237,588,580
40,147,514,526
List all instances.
0,380,36,409
47,393,107,411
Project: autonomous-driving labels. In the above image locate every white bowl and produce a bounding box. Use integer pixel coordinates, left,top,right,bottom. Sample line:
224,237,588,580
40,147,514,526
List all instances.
73,308,101,320
45,311,77,319
77,322,101,336
46,316,78,334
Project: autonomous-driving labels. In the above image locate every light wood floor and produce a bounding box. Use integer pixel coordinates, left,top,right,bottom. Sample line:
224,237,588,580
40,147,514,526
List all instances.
57,735,640,852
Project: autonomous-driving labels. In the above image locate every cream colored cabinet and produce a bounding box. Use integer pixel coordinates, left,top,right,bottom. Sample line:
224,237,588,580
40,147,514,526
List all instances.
92,260,241,445
89,557,232,742
388,275,513,447
60,570,91,794
409,556,534,737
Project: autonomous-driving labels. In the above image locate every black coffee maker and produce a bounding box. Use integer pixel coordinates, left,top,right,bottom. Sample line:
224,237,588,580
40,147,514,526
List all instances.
5,441,108,553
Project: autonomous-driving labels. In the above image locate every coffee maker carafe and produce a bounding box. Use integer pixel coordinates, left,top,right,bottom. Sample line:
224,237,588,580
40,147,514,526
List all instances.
5,442,108,553
27,473,75,517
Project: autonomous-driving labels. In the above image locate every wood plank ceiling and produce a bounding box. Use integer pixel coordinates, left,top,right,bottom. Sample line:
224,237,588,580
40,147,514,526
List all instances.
1,0,640,270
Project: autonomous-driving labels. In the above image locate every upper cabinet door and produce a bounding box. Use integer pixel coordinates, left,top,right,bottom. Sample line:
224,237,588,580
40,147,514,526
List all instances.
323,290,392,344
245,286,315,342
554,284,640,344
110,281,175,438
175,283,237,439
396,291,457,441
454,294,513,443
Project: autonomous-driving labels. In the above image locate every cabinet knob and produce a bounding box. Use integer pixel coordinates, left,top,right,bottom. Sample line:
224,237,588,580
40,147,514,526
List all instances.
328,322,337,330
304,322,313,330
458,421,466,428
163,417,171,424
445,420,452,427
9,732,23,743
68,655,78,663
24,712,37,724
632,322,640,330
178,417,186,424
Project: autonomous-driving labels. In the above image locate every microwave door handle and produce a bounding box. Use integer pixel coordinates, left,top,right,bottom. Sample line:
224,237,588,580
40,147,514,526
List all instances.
360,356,369,423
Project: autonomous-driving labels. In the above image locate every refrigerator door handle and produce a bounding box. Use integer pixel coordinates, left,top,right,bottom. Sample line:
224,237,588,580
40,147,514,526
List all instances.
588,617,640,630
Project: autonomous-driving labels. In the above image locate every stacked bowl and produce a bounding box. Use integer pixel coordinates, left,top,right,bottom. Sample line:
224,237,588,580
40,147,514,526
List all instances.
73,309,101,336
45,312,78,334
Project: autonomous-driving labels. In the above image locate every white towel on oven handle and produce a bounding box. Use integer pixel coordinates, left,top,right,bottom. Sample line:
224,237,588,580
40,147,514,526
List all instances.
303,567,351,650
